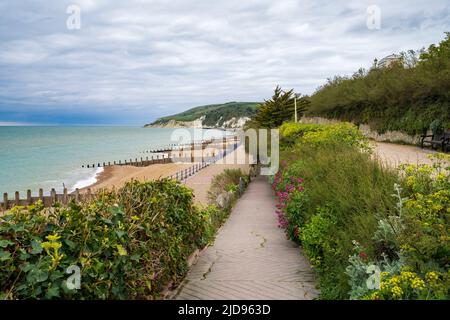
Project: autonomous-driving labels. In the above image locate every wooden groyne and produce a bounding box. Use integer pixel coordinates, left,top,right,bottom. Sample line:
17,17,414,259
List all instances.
81,136,238,168
82,154,171,168
141,139,214,153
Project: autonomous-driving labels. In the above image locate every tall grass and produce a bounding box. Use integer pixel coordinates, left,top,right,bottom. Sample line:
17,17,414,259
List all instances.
279,143,401,298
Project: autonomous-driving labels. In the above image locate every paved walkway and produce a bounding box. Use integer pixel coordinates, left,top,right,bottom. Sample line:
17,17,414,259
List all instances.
373,141,437,167
172,175,318,300
185,144,250,205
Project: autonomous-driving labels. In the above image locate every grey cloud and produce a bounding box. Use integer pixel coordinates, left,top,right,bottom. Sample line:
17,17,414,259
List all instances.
0,0,449,124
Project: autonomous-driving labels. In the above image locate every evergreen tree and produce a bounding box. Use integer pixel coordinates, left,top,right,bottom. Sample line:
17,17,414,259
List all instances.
248,86,309,128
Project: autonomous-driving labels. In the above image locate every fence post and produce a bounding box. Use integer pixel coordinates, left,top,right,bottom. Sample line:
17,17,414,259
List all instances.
63,188,68,205
14,191,20,206
39,188,43,201
75,188,80,202
3,193,8,210
87,188,92,201
51,189,56,205
27,190,32,205
222,137,226,156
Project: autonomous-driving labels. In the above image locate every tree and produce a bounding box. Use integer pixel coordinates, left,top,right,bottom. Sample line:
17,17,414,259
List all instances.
247,86,309,128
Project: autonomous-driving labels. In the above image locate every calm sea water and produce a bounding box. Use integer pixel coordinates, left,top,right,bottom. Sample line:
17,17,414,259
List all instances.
0,126,227,197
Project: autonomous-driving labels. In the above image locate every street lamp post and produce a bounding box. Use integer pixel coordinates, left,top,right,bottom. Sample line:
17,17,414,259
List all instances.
294,96,298,123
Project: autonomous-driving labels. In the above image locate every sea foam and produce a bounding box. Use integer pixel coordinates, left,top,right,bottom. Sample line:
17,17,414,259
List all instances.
71,167,104,191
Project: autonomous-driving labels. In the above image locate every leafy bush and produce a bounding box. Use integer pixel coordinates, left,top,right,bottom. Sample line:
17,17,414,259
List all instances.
279,123,323,142
345,240,404,299
299,206,337,269
0,179,210,299
200,205,230,243
207,169,248,205
279,122,370,151
397,155,450,274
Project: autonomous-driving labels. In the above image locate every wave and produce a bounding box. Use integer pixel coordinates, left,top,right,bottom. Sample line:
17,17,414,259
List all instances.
71,167,104,192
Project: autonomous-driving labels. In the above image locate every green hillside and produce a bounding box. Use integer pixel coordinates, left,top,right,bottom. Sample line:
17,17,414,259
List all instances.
146,102,260,127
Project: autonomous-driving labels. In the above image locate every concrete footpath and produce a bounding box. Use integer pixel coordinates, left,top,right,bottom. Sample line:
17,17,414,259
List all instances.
172,175,318,300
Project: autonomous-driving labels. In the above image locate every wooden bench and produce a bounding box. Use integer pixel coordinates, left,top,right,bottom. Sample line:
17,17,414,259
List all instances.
421,131,450,152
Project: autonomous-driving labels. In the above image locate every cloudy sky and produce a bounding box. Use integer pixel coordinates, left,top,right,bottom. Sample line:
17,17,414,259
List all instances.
0,0,449,125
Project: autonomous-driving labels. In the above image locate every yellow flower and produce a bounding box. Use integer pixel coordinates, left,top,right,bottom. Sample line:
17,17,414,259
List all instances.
426,271,439,283
400,271,415,282
389,276,400,286
406,176,416,187
370,292,380,300
41,241,62,250
116,244,127,256
131,215,140,221
46,233,61,242
391,286,403,298
411,278,425,289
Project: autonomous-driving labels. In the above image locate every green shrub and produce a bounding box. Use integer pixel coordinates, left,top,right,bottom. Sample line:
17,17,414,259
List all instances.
207,168,247,205
0,179,207,299
279,122,370,151
300,206,337,269
398,155,450,274
201,205,229,243
279,122,323,144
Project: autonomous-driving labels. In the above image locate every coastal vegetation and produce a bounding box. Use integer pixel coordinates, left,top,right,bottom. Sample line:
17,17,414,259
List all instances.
146,102,260,128
0,171,250,299
246,86,310,129
208,168,250,209
306,33,450,135
271,122,450,299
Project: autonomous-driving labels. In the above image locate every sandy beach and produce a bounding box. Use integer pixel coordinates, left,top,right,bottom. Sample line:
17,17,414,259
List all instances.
81,162,193,192
82,139,243,193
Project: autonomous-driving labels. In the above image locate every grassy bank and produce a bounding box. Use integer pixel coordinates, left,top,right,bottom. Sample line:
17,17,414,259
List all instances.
273,122,449,299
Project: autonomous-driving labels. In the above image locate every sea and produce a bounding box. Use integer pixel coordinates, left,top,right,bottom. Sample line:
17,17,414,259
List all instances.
0,126,229,198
